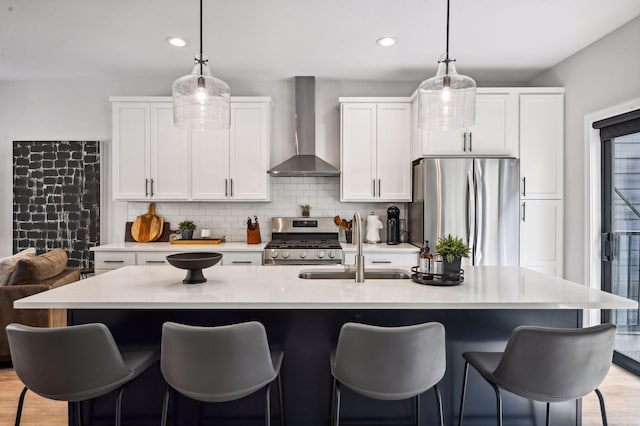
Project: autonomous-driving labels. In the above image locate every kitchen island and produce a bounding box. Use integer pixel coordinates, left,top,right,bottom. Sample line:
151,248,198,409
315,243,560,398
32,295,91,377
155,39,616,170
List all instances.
15,265,637,426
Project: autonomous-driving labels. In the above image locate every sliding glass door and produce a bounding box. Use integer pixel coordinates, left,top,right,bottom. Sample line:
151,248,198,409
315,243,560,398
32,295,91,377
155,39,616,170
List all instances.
602,130,640,374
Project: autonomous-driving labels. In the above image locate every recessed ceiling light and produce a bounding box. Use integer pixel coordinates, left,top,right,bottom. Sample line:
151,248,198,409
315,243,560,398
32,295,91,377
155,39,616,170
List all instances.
376,37,396,47
165,37,189,48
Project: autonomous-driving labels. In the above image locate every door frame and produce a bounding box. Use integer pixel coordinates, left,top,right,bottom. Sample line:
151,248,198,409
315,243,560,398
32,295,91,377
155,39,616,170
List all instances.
585,97,640,327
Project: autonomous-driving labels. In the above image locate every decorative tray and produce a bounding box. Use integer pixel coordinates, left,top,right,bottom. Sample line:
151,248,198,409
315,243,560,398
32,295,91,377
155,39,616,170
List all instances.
411,266,464,286
170,238,225,245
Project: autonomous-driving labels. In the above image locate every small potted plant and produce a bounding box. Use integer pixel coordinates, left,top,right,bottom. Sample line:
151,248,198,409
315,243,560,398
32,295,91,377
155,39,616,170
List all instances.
435,234,470,281
300,204,311,217
178,220,196,240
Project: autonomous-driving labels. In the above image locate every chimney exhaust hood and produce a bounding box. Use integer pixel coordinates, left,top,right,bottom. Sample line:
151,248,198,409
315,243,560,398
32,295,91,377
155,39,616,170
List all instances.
268,76,340,177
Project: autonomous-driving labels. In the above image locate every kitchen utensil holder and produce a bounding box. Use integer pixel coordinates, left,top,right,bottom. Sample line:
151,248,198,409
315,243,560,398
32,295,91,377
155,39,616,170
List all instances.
247,226,261,244
411,266,464,286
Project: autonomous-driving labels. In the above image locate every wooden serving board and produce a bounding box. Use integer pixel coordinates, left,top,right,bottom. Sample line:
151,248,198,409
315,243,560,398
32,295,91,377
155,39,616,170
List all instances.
125,222,172,242
170,239,224,245
131,203,163,242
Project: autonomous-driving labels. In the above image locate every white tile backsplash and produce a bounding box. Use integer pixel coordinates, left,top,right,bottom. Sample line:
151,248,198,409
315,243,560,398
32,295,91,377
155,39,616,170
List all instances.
127,177,407,241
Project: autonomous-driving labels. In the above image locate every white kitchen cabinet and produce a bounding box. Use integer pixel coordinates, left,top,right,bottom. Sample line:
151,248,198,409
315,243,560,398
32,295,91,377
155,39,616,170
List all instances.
343,252,418,267
111,97,271,202
112,101,189,201
221,252,263,266
414,90,518,158
519,93,564,200
340,102,411,202
519,199,563,277
112,103,150,199
149,103,190,200
94,252,136,275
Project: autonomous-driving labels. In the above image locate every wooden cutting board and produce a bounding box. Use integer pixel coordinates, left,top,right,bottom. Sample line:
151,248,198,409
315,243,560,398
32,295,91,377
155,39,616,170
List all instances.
131,203,164,242
125,222,171,242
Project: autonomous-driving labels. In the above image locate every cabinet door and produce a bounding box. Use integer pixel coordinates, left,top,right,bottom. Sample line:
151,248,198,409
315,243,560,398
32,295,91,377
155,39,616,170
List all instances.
376,103,411,201
191,129,229,200
520,199,563,277
112,103,150,200
422,128,466,155
520,94,564,199
150,104,190,200
341,103,377,201
467,92,518,156
228,102,270,200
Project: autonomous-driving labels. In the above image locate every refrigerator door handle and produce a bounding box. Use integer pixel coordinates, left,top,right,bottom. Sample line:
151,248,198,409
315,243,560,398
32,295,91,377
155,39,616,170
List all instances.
467,167,476,263
473,168,479,264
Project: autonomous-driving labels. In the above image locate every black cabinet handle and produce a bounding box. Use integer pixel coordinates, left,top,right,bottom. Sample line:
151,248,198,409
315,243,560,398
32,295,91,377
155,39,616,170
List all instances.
150,179,155,197
104,260,125,264
231,261,252,264
145,179,149,197
371,260,392,264
145,260,166,264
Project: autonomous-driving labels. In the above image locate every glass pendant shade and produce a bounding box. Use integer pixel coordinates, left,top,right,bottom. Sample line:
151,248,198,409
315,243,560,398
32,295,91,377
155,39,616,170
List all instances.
172,55,230,130
418,55,476,130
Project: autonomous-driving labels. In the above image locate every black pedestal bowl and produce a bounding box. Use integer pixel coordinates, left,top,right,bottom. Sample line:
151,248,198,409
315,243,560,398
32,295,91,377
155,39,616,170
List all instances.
166,252,223,284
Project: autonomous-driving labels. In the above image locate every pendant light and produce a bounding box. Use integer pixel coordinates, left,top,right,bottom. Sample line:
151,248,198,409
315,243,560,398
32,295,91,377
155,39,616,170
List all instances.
417,0,475,130
172,0,230,129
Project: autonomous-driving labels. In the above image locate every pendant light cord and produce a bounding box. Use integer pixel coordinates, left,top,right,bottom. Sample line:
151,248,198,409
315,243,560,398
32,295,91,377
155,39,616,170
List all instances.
445,0,450,74
199,0,204,75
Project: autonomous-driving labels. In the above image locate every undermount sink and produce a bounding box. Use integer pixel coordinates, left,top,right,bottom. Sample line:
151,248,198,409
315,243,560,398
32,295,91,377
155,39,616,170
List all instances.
298,268,411,280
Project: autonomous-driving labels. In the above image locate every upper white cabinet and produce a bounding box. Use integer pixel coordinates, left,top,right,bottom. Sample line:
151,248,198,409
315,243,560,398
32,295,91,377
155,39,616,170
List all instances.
111,97,271,202
519,93,564,200
340,101,411,202
412,90,519,158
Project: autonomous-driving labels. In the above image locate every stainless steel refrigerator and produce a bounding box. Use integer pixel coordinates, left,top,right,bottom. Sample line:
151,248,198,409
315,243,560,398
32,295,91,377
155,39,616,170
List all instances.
408,157,520,266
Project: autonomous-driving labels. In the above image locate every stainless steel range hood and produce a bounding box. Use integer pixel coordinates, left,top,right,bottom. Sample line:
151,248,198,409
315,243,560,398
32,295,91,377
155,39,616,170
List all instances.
268,77,340,177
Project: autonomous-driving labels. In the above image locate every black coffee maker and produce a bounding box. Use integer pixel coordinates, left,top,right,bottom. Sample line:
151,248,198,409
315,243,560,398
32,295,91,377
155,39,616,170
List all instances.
386,206,400,245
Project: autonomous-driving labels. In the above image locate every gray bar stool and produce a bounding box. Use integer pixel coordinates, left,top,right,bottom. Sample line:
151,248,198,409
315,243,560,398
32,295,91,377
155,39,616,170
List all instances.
331,322,446,426
160,321,284,426
458,323,616,426
6,322,159,426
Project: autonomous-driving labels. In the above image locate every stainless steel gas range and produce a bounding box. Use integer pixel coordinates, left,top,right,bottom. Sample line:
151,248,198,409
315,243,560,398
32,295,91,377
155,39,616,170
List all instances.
263,217,342,265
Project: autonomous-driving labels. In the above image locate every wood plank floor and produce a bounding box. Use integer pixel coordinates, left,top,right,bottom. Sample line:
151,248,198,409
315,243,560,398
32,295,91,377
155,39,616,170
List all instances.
0,364,638,425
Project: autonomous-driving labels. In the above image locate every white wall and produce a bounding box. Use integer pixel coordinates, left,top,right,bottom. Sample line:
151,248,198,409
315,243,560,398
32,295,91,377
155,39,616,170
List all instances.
528,16,640,283
0,77,416,256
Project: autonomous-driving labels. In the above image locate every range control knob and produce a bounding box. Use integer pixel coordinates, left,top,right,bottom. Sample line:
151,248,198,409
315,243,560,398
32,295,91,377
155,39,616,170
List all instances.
269,249,279,258
317,251,326,259
328,250,337,259
299,251,308,259
281,250,290,259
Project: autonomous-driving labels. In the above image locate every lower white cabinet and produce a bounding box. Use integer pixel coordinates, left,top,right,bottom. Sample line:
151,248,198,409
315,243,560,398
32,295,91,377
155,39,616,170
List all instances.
343,252,418,267
94,250,263,274
221,252,263,266
519,199,563,277
94,252,136,275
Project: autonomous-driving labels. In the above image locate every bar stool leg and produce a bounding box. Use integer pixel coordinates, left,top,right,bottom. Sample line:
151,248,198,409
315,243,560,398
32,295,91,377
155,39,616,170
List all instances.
14,386,28,426
594,388,608,426
192,400,201,426
76,400,82,426
415,393,420,426
490,383,503,426
277,374,285,426
458,361,470,426
115,386,125,426
434,384,444,426
545,402,550,426
265,383,271,426
334,382,342,426
330,379,337,425
161,388,171,426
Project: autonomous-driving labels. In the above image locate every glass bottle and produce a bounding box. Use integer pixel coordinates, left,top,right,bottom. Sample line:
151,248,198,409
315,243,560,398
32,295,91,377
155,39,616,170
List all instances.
419,240,433,277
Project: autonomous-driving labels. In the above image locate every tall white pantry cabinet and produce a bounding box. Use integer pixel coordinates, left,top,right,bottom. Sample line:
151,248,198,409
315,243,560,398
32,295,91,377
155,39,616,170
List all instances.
408,88,565,277
110,97,271,202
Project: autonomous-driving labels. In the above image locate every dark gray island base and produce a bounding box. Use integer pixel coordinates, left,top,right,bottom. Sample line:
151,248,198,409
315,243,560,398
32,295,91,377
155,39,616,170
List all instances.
67,308,582,426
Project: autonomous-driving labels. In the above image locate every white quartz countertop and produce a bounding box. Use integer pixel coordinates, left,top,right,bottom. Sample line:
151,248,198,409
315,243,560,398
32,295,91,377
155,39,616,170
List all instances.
91,242,266,252
15,265,637,310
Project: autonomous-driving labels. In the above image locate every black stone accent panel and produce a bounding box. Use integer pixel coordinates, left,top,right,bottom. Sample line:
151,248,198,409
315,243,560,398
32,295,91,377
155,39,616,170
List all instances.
13,141,100,269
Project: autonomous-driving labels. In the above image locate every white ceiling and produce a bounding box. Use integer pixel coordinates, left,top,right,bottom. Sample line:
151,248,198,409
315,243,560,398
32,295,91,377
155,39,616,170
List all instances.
1,0,639,83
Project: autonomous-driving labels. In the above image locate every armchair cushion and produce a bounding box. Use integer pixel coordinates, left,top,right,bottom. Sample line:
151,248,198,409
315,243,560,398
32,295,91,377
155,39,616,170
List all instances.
0,248,36,286
8,249,68,286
